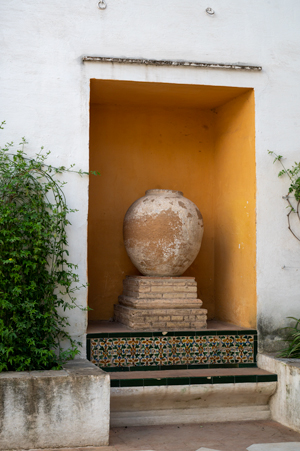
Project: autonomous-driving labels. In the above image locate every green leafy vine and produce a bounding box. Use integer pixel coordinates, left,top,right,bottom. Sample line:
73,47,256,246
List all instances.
268,150,300,241
279,317,300,358
0,121,99,371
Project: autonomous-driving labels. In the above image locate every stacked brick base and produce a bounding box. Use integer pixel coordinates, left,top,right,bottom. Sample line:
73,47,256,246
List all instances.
114,275,207,331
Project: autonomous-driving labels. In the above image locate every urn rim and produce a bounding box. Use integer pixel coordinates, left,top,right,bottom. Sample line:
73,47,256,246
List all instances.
145,189,183,197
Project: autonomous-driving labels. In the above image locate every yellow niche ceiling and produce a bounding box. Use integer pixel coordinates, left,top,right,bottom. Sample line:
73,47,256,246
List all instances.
88,79,256,328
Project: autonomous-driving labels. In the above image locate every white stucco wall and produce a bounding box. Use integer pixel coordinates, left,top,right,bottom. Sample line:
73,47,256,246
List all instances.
1,0,300,353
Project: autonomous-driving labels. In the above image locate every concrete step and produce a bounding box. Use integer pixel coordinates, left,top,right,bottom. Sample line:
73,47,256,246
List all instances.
109,367,277,427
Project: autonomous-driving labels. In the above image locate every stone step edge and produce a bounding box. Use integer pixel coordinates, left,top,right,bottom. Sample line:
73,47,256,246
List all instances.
121,291,198,299
110,405,271,427
118,295,203,309
113,406,270,417
125,275,196,280
115,304,207,316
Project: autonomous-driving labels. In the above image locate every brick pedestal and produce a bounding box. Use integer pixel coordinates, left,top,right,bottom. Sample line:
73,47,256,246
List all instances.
114,276,207,331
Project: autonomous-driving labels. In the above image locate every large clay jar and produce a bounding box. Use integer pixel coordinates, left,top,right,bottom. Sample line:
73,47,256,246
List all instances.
123,189,204,276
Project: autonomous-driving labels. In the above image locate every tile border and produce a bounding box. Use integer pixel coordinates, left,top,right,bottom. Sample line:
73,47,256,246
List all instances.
110,373,277,388
87,330,257,368
101,362,258,372
87,329,258,339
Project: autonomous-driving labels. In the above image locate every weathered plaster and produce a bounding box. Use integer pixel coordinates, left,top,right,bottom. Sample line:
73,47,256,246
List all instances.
258,353,300,433
0,360,110,450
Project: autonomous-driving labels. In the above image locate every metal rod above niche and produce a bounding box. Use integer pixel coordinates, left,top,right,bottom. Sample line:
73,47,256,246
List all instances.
82,56,262,71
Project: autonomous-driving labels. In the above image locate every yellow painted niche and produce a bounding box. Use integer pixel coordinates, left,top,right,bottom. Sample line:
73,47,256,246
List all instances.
88,80,256,329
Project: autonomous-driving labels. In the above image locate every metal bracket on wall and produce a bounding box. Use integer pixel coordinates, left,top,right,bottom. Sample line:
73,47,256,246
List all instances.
82,56,262,71
97,0,107,10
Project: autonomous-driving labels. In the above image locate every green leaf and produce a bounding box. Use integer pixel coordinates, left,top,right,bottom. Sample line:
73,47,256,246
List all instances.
0,126,98,372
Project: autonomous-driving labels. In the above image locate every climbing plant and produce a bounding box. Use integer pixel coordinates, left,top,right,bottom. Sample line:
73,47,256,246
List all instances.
269,151,300,358
279,317,300,358
0,122,99,371
268,150,300,241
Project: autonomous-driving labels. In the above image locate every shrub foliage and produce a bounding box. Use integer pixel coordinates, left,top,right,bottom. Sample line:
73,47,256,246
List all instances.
279,317,300,359
269,150,300,241
0,126,95,371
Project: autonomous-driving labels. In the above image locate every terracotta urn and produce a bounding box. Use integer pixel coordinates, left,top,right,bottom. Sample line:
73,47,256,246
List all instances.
123,189,204,276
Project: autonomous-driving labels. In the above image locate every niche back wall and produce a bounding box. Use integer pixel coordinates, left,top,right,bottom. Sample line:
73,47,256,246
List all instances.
88,80,255,328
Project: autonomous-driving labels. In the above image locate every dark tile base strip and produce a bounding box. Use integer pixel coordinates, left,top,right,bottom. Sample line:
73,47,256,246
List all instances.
110,373,277,388
87,329,258,339
86,337,91,361
102,362,257,372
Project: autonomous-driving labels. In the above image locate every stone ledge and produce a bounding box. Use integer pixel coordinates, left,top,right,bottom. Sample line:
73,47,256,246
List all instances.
0,359,110,450
125,275,195,280
115,304,207,317
118,295,203,309
82,56,263,72
258,353,300,434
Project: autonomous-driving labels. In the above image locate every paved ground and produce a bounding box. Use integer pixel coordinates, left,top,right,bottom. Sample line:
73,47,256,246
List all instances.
108,421,300,451
31,420,300,451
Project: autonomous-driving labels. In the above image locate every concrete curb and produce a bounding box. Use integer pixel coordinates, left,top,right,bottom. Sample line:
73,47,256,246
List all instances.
0,359,110,450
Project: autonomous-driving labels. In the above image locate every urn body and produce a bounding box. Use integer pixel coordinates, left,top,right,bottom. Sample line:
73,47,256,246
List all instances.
123,189,204,276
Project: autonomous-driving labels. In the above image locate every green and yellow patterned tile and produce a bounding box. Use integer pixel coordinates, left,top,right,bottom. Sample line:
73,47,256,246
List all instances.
219,335,235,347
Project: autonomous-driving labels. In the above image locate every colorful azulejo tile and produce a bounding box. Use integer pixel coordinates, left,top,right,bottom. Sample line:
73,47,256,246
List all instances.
88,332,256,368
